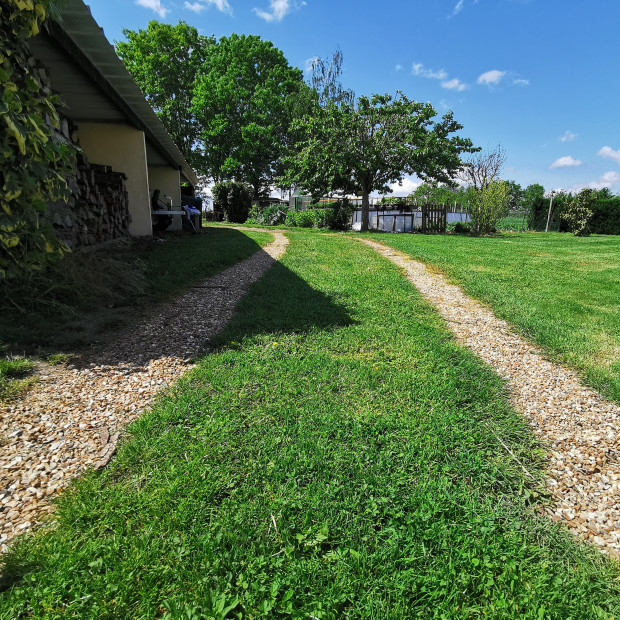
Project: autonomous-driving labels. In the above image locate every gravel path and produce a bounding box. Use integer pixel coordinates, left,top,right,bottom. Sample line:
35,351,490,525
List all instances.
361,238,620,557
0,229,288,552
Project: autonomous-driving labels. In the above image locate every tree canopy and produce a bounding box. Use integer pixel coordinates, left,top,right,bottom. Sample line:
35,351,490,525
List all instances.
115,21,214,168
192,34,309,198
283,93,477,230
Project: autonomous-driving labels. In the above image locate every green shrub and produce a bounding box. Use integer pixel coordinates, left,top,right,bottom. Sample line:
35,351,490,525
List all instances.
590,197,620,235
470,181,510,236
212,181,252,223
285,209,317,228
247,203,289,226
561,188,595,237
377,196,413,210
448,221,471,234
287,199,354,231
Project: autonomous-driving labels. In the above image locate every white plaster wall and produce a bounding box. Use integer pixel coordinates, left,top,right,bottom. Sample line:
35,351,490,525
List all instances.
77,123,151,236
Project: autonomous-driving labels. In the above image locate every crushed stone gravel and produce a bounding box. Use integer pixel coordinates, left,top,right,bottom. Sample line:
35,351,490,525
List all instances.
0,230,288,552
361,238,620,557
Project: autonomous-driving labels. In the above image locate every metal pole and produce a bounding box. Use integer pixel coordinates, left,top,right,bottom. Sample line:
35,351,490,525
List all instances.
545,192,555,233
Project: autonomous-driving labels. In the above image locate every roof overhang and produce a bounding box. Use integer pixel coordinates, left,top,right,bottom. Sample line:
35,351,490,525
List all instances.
30,0,198,186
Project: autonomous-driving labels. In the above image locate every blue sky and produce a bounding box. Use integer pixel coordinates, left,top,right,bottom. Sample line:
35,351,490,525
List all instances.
88,0,620,195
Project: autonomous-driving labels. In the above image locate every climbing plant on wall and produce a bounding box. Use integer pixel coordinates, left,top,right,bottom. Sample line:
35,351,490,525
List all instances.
0,0,74,294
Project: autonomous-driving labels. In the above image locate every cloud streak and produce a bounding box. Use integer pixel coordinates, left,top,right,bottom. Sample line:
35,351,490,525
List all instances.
412,62,467,90
185,0,233,13
550,156,582,169
412,63,448,80
559,130,577,142
477,70,506,85
441,78,467,91
253,0,305,22
136,0,168,18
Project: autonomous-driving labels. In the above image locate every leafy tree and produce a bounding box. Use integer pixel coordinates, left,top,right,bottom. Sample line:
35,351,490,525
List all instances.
410,182,471,206
212,181,252,223
1,0,73,295
283,93,476,231
504,180,524,211
561,188,595,236
470,181,510,235
307,48,355,108
115,21,214,168
192,34,308,198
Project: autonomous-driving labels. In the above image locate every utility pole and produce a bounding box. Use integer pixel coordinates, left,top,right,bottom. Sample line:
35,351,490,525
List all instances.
545,191,556,233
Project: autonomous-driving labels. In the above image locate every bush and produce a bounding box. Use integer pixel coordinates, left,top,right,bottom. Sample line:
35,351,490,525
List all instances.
287,199,354,231
448,221,471,234
212,181,252,223
561,188,595,236
470,181,510,236
285,209,317,228
589,197,620,235
246,203,289,226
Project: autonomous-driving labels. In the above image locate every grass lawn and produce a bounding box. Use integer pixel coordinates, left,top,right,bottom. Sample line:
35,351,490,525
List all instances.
0,227,272,353
367,231,620,405
1,230,618,618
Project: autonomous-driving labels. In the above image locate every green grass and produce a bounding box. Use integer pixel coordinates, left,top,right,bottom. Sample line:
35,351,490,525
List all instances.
0,227,273,352
1,231,618,618
0,356,35,403
366,231,620,405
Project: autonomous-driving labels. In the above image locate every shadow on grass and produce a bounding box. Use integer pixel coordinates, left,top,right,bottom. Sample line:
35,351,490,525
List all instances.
210,258,354,347
0,228,275,356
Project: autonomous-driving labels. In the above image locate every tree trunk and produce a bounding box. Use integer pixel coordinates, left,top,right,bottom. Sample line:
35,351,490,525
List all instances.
361,189,370,232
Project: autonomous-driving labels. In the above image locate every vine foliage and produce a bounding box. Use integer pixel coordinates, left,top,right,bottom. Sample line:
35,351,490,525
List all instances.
0,0,74,295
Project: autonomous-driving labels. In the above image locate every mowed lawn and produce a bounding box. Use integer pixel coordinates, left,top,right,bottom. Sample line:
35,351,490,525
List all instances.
1,231,618,618
368,232,620,405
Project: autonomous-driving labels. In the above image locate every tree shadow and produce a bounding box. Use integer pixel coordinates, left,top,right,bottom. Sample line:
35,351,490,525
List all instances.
211,258,354,346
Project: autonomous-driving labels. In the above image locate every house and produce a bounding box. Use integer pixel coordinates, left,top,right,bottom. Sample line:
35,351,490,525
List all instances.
29,0,198,245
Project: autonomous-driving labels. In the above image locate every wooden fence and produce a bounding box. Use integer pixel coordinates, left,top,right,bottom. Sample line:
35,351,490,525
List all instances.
421,203,447,233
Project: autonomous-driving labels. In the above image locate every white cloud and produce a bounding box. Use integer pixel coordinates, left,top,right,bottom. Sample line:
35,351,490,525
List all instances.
571,171,620,192
549,155,582,168
253,0,305,22
513,78,529,86
477,70,506,85
186,0,232,13
136,0,168,18
395,64,403,72
389,176,420,195
598,146,620,165
441,78,467,91
412,62,448,81
559,130,577,143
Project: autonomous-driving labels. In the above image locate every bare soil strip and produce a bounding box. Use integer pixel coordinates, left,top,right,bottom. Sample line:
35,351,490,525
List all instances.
0,230,288,552
361,238,620,556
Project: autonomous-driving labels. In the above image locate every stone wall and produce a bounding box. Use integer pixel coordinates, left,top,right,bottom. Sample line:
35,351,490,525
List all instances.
48,120,132,248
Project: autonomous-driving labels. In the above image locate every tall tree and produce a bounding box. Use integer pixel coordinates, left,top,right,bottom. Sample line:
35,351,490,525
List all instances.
192,34,308,198
115,21,213,168
458,146,506,190
283,93,477,231
308,48,355,108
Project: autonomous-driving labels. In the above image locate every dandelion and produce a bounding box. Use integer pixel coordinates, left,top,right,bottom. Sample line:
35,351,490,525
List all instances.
273,342,278,346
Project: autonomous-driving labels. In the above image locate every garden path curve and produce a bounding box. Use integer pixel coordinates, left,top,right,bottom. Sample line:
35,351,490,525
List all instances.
361,237,620,557
0,229,288,552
